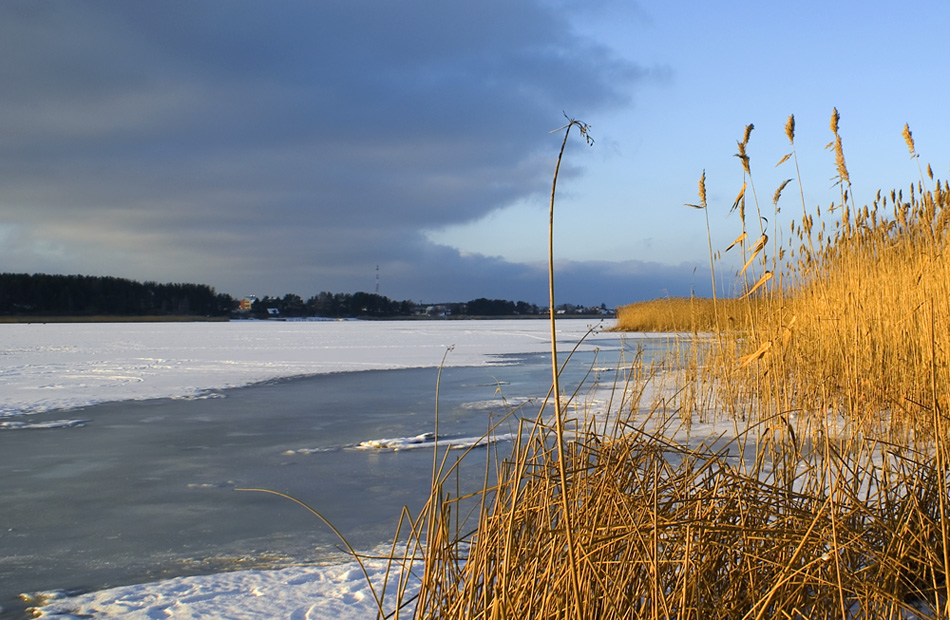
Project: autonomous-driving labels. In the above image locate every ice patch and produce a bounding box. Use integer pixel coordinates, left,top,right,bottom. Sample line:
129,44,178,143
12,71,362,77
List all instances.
0,419,89,430
185,481,236,489
460,396,538,411
354,431,514,451
356,432,436,450
289,431,517,453
170,391,226,401
284,446,339,455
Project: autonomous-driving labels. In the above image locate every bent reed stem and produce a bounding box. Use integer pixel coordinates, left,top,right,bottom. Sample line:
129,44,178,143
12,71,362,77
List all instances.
546,116,592,619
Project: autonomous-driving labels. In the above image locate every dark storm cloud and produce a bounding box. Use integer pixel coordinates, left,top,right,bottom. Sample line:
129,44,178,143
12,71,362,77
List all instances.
0,0,660,302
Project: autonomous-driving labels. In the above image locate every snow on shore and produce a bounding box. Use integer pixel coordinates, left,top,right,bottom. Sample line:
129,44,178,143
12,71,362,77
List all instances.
32,555,420,620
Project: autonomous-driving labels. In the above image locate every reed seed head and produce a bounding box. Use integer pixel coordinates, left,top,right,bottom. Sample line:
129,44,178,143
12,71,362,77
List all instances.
736,141,751,175
772,179,792,206
902,123,916,157
784,115,795,143
742,123,754,146
773,179,792,206
834,135,850,185
698,170,707,207
830,107,840,134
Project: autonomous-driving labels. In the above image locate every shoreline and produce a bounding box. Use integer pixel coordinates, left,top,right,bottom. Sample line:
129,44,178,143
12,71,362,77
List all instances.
0,313,612,324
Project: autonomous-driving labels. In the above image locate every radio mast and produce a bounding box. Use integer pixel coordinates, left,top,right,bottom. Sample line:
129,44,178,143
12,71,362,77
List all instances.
375,265,380,294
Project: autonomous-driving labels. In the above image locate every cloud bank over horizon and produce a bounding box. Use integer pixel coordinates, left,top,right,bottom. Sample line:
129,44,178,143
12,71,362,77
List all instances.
9,1,941,308
0,0,693,307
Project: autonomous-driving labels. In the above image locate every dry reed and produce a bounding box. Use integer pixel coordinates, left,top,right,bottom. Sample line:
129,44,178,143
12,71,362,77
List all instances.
615,297,759,333
377,113,950,619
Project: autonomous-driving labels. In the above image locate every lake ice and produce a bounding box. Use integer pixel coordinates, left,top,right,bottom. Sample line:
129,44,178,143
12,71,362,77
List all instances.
0,319,675,619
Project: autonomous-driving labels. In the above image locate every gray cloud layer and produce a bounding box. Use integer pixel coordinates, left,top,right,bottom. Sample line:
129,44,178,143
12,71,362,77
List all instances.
0,0,695,306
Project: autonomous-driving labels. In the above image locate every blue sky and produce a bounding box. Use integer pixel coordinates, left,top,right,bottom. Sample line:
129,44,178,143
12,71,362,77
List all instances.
1,1,947,307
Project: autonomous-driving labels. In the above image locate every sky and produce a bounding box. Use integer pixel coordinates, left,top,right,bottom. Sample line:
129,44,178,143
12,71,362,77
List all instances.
1,1,948,308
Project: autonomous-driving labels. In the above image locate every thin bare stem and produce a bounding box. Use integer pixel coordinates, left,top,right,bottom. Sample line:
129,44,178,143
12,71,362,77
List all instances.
547,116,591,618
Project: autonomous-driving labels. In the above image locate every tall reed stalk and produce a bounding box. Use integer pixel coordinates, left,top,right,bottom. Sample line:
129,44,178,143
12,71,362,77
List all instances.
546,116,593,619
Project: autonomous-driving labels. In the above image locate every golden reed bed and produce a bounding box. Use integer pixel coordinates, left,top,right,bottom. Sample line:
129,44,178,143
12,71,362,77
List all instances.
330,112,950,619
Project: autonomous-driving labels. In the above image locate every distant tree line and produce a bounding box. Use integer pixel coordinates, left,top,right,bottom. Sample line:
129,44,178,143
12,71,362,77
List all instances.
0,273,235,317
465,298,540,316
0,272,608,319
418,299,606,317
246,295,552,318
245,294,548,318
248,291,415,318
415,298,542,317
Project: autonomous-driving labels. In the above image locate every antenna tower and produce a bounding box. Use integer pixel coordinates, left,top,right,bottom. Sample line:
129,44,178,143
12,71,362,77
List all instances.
375,265,380,294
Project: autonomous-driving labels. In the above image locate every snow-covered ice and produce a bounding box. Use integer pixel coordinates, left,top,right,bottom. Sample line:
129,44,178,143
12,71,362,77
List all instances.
0,319,617,419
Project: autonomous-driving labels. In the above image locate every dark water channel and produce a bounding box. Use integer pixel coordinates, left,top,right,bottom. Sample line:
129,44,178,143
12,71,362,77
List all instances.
0,337,669,617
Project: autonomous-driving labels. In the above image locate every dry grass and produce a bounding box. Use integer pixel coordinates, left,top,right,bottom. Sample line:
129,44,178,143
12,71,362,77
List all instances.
377,113,950,619
410,421,950,619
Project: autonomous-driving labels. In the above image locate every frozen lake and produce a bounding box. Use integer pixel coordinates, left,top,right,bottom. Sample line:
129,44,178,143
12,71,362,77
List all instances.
0,319,674,619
